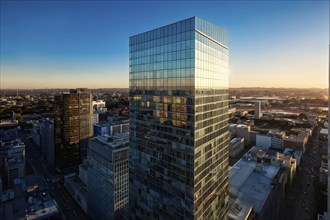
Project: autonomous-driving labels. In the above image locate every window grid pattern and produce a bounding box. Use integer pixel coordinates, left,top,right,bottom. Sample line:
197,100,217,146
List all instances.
129,17,229,220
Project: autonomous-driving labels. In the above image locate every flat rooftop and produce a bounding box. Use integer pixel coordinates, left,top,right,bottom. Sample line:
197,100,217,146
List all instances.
64,173,88,196
320,128,328,135
229,158,280,217
0,176,59,220
90,133,129,149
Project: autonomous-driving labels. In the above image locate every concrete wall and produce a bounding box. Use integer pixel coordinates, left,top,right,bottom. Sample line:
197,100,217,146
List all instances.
256,134,271,149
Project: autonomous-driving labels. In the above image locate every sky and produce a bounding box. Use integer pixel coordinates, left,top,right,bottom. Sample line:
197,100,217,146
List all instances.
0,1,329,89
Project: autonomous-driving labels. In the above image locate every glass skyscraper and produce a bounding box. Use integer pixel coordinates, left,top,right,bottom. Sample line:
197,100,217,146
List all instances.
129,17,229,219
54,88,93,170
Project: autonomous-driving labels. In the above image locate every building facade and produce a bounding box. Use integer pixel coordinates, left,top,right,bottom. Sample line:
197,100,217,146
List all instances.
0,139,26,188
54,88,93,170
40,118,55,165
87,134,129,220
229,137,244,158
129,17,229,219
254,101,262,119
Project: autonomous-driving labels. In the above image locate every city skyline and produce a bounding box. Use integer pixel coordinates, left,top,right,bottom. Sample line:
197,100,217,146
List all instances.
1,1,329,89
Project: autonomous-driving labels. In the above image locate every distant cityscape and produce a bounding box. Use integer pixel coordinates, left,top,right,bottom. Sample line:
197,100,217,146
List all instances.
0,7,329,220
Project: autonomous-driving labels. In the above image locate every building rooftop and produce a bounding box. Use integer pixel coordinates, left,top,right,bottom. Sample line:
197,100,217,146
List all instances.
320,128,328,135
88,133,129,162
236,124,249,129
64,173,88,195
229,158,280,217
268,130,285,137
228,198,253,220
91,133,129,149
0,176,60,220
230,137,243,145
284,135,306,142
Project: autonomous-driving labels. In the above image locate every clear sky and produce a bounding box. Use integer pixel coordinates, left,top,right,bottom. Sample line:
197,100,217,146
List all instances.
1,1,329,89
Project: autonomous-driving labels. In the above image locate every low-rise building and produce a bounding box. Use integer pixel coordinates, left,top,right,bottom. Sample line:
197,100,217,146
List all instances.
229,137,244,158
64,173,88,214
290,128,312,139
256,134,271,149
268,130,285,150
0,139,26,189
0,176,61,220
93,100,107,112
229,158,286,220
283,148,303,167
236,124,251,147
245,146,296,184
283,135,307,152
256,130,285,150
319,128,328,141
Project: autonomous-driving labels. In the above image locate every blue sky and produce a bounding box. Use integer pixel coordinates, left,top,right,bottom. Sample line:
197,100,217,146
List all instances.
1,1,329,89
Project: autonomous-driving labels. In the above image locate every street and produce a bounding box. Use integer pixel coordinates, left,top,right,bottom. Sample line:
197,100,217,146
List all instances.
19,129,89,220
279,125,325,220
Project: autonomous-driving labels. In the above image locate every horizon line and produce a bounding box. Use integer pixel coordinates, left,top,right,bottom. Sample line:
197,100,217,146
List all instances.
0,86,328,90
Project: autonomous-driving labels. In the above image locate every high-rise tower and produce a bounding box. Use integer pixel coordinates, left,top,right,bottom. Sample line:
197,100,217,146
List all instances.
54,88,93,170
129,17,229,219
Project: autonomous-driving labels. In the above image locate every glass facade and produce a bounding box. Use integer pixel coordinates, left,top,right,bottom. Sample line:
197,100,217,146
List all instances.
129,17,229,219
54,88,93,170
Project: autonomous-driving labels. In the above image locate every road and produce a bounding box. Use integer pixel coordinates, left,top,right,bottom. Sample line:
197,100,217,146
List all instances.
279,125,324,220
19,129,89,220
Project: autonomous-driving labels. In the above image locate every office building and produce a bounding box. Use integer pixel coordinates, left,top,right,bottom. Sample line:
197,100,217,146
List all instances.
283,135,307,152
40,118,55,165
31,120,41,146
54,88,93,170
268,130,285,149
256,130,285,150
254,101,262,119
0,139,25,189
129,17,229,219
87,134,129,220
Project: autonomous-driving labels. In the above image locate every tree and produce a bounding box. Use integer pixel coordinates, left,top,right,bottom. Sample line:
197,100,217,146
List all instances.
299,113,307,120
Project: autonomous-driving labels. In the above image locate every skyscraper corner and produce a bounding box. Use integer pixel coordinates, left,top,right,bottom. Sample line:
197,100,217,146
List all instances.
129,17,229,219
